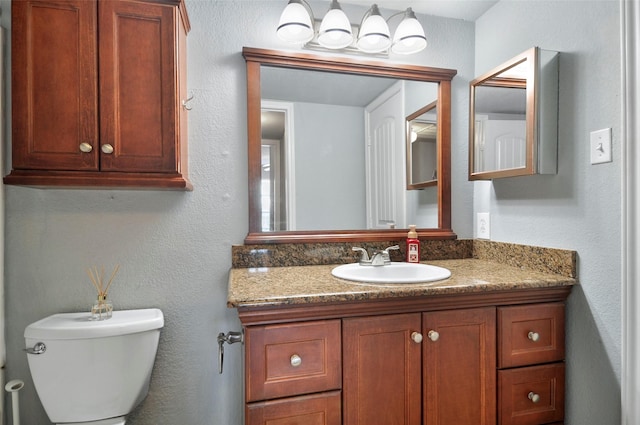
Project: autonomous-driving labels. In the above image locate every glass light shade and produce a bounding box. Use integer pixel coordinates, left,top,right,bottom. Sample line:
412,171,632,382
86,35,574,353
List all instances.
277,0,314,44
318,6,353,49
356,6,391,53
391,9,427,54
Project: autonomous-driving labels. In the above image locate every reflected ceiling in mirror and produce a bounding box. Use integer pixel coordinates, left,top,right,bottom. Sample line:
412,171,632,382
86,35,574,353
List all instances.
244,47,457,243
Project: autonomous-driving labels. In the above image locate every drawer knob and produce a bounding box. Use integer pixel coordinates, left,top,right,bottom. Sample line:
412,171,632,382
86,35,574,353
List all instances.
411,331,423,343
290,354,302,367
101,144,114,154
528,331,540,342
79,142,93,153
427,330,440,342
528,392,541,403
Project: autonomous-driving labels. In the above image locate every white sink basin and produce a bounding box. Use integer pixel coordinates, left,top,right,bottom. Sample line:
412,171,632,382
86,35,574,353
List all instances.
331,262,451,284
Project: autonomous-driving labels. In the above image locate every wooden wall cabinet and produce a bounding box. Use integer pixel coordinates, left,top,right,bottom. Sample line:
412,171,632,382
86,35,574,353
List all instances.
6,0,191,190
240,294,567,425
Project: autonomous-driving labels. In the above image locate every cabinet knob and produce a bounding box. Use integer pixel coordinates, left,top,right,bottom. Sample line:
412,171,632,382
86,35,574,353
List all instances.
101,144,114,154
411,331,423,343
427,330,440,342
527,331,540,342
528,392,541,403
79,142,93,153
290,354,302,367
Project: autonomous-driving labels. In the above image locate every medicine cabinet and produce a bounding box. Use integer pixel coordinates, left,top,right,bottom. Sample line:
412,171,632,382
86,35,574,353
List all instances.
469,47,559,180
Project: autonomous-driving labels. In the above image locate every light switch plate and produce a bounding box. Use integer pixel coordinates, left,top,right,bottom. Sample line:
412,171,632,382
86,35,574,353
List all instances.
590,128,612,164
477,213,490,240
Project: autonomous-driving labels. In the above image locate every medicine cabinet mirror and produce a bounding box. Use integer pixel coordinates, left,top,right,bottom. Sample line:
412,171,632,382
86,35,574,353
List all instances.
406,101,438,190
243,47,457,243
469,47,559,180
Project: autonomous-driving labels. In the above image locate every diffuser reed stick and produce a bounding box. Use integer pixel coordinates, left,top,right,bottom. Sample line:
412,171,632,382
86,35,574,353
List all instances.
87,265,119,320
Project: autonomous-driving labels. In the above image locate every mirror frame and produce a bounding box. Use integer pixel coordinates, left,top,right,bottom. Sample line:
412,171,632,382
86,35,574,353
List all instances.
243,47,457,244
468,47,536,180
406,100,438,190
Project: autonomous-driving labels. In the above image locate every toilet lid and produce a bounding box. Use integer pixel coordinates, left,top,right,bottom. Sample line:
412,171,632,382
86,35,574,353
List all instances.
25,308,164,340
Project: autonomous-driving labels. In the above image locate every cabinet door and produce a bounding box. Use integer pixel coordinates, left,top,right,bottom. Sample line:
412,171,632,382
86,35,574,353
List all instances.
343,313,422,425
423,307,497,425
12,0,99,171
99,0,178,173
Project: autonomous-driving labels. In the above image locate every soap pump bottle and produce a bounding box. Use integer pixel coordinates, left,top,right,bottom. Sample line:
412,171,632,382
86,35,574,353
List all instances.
406,225,420,263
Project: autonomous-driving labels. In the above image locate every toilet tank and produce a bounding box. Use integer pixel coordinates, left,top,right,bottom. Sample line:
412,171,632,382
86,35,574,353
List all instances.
24,309,164,424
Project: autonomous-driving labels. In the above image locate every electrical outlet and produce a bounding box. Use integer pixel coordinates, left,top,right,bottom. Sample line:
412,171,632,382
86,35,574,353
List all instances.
590,128,612,164
477,213,491,240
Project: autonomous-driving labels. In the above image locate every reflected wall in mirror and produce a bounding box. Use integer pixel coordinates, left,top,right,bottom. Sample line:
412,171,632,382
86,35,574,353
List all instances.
406,101,438,190
243,47,457,243
469,47,559,180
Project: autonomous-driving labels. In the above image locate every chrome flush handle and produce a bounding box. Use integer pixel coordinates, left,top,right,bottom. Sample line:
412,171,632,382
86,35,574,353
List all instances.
24,342,46,355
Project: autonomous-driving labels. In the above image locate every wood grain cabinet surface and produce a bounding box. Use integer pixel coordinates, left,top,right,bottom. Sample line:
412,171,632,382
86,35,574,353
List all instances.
6,0,191,190
240,292,569,425
498,303,566,425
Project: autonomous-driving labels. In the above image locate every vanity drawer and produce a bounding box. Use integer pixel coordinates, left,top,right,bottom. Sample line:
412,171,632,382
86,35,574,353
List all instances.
245,320,341,402
498,363,565,425
246,391,341,425
498,303,565,368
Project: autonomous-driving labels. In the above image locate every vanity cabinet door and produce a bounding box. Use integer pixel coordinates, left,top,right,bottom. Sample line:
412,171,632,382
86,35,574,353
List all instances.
343,313,422,425
423,307,497,425
245,320,341,402
498,363,565,425
498,303,565,368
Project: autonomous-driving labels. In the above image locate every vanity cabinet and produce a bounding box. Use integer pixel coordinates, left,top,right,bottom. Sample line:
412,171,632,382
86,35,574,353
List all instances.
240,296,567,425
6,0,191,190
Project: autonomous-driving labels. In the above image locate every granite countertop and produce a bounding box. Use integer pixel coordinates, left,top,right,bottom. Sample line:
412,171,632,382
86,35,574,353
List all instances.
227,258,577,308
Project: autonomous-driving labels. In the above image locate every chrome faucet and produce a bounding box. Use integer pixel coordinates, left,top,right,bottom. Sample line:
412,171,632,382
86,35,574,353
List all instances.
352,245,400,266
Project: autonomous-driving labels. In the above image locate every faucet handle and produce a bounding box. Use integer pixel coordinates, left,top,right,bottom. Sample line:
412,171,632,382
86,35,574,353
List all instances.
351,247,370,262
381,245,400,262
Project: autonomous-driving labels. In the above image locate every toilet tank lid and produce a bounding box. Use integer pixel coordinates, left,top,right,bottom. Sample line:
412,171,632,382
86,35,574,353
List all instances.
24,308,164,340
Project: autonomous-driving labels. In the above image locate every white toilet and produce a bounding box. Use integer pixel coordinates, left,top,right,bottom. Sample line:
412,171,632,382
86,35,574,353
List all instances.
24,308,164,425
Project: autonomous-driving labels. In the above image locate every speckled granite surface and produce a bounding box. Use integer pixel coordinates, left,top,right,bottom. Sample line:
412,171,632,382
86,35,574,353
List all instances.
227,258,576,308
228,240,577,308
231,240,474,268
473,240,577,278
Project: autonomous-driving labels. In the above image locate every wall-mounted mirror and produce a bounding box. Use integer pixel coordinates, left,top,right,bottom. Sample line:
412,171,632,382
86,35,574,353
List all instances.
406,101,438,190
469,47,559,180
243,47,457,243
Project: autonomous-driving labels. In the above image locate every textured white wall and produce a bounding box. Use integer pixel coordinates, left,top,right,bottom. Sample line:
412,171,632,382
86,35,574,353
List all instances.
0,1,474,424
474,1,622,423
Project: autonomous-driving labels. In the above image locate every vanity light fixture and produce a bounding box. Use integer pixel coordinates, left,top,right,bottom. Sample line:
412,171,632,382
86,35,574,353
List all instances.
276,0,427,55
356,4,390,53
276,0,315,44
318,0,353,49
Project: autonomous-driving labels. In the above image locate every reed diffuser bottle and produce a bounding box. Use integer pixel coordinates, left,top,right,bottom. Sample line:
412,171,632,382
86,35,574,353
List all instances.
87,265,120,320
